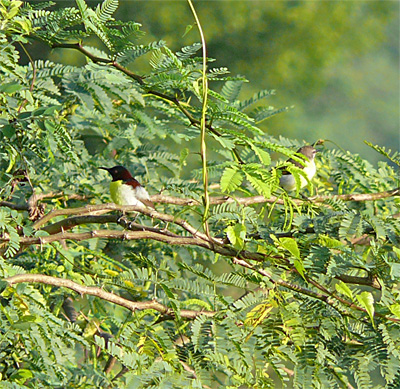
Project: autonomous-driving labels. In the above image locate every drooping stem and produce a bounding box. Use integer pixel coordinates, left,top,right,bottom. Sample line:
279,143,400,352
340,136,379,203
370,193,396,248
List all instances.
187,0,211,237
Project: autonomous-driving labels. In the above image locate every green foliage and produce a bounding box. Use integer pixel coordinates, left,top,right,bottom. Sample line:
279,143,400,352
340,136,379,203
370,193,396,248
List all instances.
0,0,399,388
0,208,21,257
364,141,400,168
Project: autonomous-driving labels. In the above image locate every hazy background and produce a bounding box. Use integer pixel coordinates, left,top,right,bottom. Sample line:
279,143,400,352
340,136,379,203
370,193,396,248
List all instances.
39,0,399,163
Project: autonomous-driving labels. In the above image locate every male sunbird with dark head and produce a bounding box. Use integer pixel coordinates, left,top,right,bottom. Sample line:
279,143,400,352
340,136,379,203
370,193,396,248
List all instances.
99,165,155,209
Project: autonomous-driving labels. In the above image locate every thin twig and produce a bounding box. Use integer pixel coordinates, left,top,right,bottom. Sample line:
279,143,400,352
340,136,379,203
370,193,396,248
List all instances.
17,43,37,114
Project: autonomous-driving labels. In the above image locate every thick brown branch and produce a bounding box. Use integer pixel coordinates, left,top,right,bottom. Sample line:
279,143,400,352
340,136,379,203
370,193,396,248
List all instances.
32,203,117,229
5,274,215,320
31,204,266,262
6,224,265,263
41,214,119,234
31,202,393,271
41,214,178,236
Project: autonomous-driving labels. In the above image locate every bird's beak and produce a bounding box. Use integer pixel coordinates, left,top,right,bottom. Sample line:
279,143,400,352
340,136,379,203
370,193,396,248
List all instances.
98,167,109,172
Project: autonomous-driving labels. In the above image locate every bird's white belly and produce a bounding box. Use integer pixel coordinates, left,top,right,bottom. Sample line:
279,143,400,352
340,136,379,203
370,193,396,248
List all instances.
302,162,316,184
111,182,150,206
279,161,316,191
118,185,143,206
279,174,296,191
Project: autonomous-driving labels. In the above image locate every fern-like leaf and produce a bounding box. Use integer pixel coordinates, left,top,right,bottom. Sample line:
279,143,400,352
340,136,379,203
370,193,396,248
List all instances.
95,0,119,23
220,166,243,193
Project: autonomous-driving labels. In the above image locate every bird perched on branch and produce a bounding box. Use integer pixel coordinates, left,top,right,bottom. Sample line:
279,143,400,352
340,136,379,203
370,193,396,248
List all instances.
279,146,317,192
99,165,155,209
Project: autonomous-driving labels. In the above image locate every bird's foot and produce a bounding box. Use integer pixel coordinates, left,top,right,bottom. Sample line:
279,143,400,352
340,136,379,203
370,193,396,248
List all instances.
127,214,139,230
117,213,128,225
152,221,169,231
300,193,311,201
160,222,170,232
301,187,318,201
127,221,136,230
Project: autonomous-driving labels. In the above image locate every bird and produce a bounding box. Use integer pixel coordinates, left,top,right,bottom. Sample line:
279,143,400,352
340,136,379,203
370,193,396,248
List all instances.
99,165,155,209
279,145,317,192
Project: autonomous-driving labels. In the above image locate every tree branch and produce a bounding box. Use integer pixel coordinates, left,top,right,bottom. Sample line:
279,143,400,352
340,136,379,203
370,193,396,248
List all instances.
335,274,381,289
150,187,400,207
7,229,213,248
0,193,88,213
40,214,177,236
0,201,29,211
23,209,385,290
35,228,263,263
51,43,145,85
5,274,216,320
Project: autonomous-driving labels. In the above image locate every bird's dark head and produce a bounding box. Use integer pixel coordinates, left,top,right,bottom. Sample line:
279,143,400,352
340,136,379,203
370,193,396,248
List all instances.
99,165,133,181
297,146,318,161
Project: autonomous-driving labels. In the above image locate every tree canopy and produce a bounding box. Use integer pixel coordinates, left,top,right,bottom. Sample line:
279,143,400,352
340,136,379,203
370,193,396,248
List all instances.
0,0,399,388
